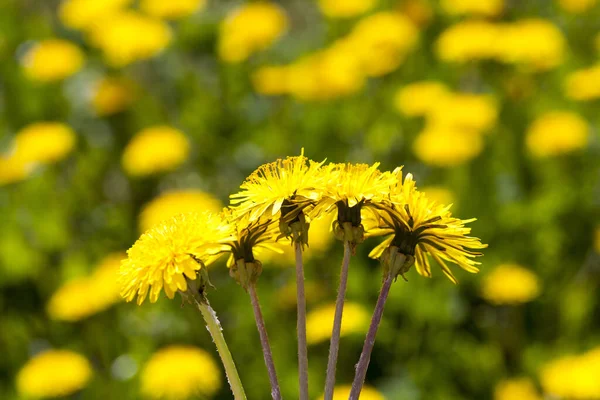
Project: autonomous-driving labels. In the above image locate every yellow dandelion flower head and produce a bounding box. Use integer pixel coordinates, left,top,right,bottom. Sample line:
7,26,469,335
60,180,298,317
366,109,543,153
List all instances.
0,156,33,186
88,11,171,67
48,253,125,321
120,212,233,304
9,122,76,166
526,111,589,158
427,93,498,132
400,0,434,27
557,0,597,13
140,0,207,20
17,350,92,398
222,208,282,262
393,81,450,117
318,0,377,18
413,127,484,167
565,65,600,101
306,302,370,345
481,264,540,305
370,172,487,283
21,39,84,82
252,65,289,96
440,0,503,17
139,190,222,233
494,378,542,400
436,20,501,63
92,77,135,116
59,0,132,31
122,125,190,177
347,12,419,76
540,347,600,399
218,2,288,63
420,186,455,208
141,346,221,399
318,385,386,400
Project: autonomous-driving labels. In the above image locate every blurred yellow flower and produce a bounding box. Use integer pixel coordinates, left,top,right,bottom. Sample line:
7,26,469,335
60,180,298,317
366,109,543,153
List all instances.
92,77,135,116
556,0,597,13
317,385,386,400
565,65,600,101
306,302,370,344
440,0,503,16
218,2,288,63
540,347,600,399
318,0,377,18
47,253,125,321
9,122,76,165
0,157,31,186
141,346,221,399
400,0,434,27
89,11,171,66
252,65,289,95
436,20,500,63
22,39,84,82
420,186,455,207
139,190,223,233
59,0,132,31
393,81,450,117
17,350,92,398
526,111,588,158
140,0,206,20
122,126,189,177
427,93,498,132
413,128,484,167
494,378,542,400
347,12,419,76
481,264,540,305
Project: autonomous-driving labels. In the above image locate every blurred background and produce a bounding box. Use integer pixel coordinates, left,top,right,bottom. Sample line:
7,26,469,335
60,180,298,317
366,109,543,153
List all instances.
1,0,600,399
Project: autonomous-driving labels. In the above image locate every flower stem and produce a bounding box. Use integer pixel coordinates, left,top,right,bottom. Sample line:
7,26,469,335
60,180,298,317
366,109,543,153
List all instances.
348,272,395,400
248,283,282,400
294,242,309,400
191,295,247,400
323,240,352,400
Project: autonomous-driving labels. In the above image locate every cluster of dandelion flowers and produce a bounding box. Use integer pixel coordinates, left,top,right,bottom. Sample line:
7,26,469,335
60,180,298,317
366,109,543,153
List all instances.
17,350,93,398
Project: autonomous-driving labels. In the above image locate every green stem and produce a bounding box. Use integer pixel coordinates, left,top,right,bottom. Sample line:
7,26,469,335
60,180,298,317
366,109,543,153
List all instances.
294,242,309,400
323,241,352,400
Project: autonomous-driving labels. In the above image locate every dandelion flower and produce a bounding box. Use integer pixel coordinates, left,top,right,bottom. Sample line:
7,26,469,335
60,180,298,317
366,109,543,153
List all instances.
17,350,92,398
370,173,486,283
413,127,484,167
21,39,84,82
318,0,377,18
141,346,221,399
427,93,498,132
120,212,233,304
9,122,76,165
91,77,135,116
59,0,132,31
306,302,370,344
526,111,588,158
565,65,600,101
252,65,289,96
0,157,33,186
218,2,288,63
122,126,189,177
481,264,540,305
440,0,503,16
318,385,385,400
494,378,542,400
139,190,222,233
436,20,500,63
540,347,600,399
140,0,207,20
393,81,450,117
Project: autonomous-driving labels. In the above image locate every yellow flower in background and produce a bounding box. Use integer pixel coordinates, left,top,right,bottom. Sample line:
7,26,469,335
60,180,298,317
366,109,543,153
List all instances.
120,212,233,304
306,302,370,344
91,77,135,116
59,0,132,31
436,20,500,63
141,346,221,399
218,2,288,63
427,93,498,132
526,111,588,158
9,122,76,165
556,0,597,13
88,11,171,66
139,190,223,233
440,0,503,16
252,65,289,95
565,65,600,101
540,347,600,399
48,253,125,321
318,0,377,18
17,350,92,398
318,385,386,400
481,264,540,305
400,0,434,27
347,12,419,76
393,81,450,117
413,127,484,167
140,0,206,20
420,186,455,207
494,378,542,400
0,157,32,186
21,39,84,82
122,126,189,177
